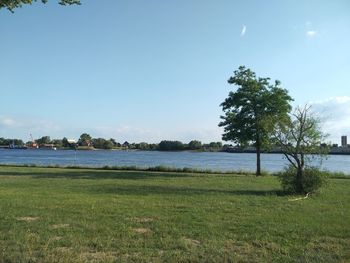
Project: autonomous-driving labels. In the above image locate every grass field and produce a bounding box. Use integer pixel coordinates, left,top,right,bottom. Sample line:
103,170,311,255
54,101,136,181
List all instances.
0,166,349,262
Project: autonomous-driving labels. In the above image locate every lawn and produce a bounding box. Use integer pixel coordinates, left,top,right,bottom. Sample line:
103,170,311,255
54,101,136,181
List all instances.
0,166,349,262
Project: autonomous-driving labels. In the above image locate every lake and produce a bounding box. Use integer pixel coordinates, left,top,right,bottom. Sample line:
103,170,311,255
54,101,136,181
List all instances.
0,149,349,174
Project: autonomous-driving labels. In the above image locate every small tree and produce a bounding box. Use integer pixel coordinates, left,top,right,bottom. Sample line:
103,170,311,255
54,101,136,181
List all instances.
274,105,329,194
219,66,293,176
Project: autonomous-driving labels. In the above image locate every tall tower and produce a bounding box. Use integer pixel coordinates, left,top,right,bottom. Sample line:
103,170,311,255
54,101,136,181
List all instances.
341,136,347,147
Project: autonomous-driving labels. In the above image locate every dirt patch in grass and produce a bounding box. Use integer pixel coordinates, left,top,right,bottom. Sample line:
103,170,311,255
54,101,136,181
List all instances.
132,228,150,234
54,247,72,253
80,251,117,262
133,217,155,223
182,237,201,246
16,217,40,222
51,224,70,229
51,236,63,241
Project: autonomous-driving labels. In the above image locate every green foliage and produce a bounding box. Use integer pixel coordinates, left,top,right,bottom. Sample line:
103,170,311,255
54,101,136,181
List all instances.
0,137,24,146
277,165,328,193
188,140,202,150
274,105,329,193
219,66,293,175
78,133,92,147
36,135,51,145
1,0,81,12
92,138,114,150
219,66,292,147
159,140,185,151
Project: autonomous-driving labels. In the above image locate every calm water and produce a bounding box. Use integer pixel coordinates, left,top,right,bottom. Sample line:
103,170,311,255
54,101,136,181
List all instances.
0,149,349,174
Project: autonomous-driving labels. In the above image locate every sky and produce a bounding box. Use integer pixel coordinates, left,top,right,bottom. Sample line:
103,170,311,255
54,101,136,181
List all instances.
0,0,349,144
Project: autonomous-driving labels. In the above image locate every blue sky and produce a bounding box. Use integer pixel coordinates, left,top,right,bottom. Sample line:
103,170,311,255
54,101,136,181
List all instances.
0,0,349,144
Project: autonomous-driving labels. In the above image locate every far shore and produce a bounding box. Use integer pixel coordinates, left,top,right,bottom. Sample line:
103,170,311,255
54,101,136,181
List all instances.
1,145,350,155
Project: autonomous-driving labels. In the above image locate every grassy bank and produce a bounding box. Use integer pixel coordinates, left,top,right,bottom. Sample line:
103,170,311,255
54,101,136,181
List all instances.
0,166,349,262
1,164,348,178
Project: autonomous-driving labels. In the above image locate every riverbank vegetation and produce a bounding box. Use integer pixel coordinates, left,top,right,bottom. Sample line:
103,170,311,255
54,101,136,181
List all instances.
0,166,349,262
0,136,224,152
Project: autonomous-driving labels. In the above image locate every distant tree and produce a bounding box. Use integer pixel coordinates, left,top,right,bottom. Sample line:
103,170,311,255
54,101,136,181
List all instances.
159,140,185,151
103,140,114,150
274,105,329,193
188,140,202,150
5,138,24,146
51,139,63,147
1,0,81,12
78,133,92,147
209,142,222,149
219,66,293,176
91,138,115,149
0,138,6,145
109,138,117,147
62,137,69,147
36,136,51,145
149,143,158,150
136,142,150,150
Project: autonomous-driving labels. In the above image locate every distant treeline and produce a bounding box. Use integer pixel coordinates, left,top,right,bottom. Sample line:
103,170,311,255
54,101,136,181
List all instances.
0,135,225,151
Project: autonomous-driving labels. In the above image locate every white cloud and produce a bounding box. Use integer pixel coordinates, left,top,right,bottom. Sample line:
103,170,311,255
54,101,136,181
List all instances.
306,30,317,37
0,115,62,140
240,25,246,36
0,117,16,127
311,96,350,144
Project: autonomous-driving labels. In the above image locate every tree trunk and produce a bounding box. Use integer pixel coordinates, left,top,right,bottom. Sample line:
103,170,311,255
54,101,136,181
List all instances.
296,166,304,193
256,136,261,176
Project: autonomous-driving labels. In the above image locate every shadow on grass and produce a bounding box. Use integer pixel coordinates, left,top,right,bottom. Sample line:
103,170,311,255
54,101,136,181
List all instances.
77,184,286,197
0,167,286,197
0,169,198,180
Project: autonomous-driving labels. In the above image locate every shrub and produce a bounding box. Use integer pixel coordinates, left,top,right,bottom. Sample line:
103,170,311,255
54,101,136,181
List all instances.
277,165,328,194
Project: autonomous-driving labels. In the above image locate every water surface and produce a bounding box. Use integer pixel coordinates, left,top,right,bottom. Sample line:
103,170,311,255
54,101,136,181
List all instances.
0,149,349,174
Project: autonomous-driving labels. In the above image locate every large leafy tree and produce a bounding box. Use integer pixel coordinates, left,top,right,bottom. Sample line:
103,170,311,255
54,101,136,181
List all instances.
274,105,329,193
78,133,92,147
1,0,80,12
219,66,293,176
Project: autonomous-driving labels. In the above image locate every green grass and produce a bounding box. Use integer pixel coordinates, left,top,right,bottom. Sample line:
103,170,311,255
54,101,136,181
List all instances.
0,166,349,262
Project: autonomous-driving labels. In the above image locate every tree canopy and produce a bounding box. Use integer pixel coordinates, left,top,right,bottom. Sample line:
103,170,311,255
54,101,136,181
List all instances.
78,133,92,147
1,0,81,12
219,66,293,175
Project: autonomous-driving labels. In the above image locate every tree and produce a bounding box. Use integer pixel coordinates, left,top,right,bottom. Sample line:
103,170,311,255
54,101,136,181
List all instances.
78,133,92,147
209,142,222,149
36,136,51,145
1,0,80,12
158,140,185,151
219,66,293,176
188,140,202,150
62,137,69,147
274,105,329,193
51,139,63,147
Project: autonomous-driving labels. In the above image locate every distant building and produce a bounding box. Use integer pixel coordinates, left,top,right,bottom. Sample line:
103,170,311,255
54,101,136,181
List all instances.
341,136,347,147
